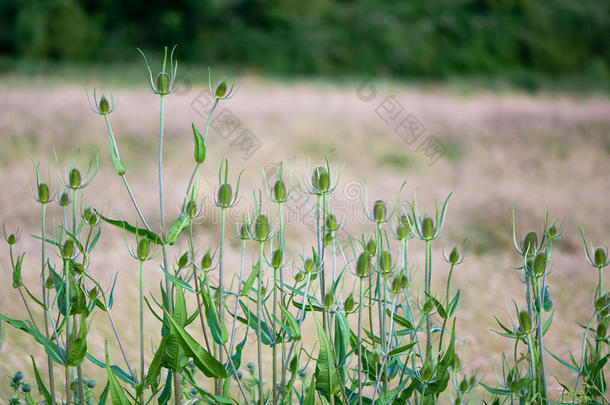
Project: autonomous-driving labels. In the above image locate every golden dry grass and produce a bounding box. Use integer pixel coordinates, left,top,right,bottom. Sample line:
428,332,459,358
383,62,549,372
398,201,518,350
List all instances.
0,77,609,402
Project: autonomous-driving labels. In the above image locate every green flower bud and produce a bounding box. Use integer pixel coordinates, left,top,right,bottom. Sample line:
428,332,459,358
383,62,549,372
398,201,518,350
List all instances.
185,201,197,217
38,183,50,203
217,184,233,207
522,231,538,255
21,383,32,393
304,258,315,274
449,247,459,265
72,262,86,274
548,225,557,239
261,285,267,296
373,200,387,223
391,276,402,294
356,253,370,278
324,232,332,246
86,379,96,388
421,216,434,240
423,299,434,314
45,277,54,289
344,293,354,312
533,253,547,276
595,295,609,311
378,251,392,273
239,224,249,240
594,248,607,267
294,272,304,282
326,214,337,231
83,207,93,221
289,356,298,373
7,234,16,245
156,73,170,95
69,168,82,189
366,238,376,256
272,249,283,268
254,215,270,241
459,379,468,393
401,274,409,289
13,372,23,382
420,360,434,382
324,291,333,308
201,251,212,270
311,166,329,192
178,252,188,268
99,95,110,114
518,310,531,333
137,239,150,261
246,361,256,373
62,240,75,259
88,287,98,299
88,214,98,227
70,381,77,390
396,224,407,240
59,191,70,207
273,180,286,202
596,323,607,340
215,80,227,98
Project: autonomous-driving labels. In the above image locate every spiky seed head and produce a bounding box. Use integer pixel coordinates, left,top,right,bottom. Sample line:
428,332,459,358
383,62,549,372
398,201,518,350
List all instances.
311,166,329,192
201,251,212,270
324,232,332,246
261,285,267,296
59,191,70,207
289,356,298,373
423,299,434,314
391,276,402,294
254,215,270,241
294,272,304,282
366,238,376,256
344,293,354,312
326,214,337,231
239,224,249,240
88,214,98,227
38,183,50,203
45,277,54,289
356,253,370,277
72,262,85,274
21,383,32,393
98,94,110,114
13,372,23,382
272,249,283,268
422,216,434,239
373,200,387,223
7,233,16,245
217,184,232,207
594,248,607,267
595,295,609,311
86,379,96,388
597,323,607,339
215,80,227,98
88,287,98,299
69,168,82,189
156,73,170,94
420,360,434,382
548,225,557,239
273,179,286,201
324,291,333,308
83,207,93,221
185,201,197,217
246,361,255,373
533,253,547,276
449,247,459,264
522,231,538,255
62,240,74,259
379,251,392,273
178,252,189,268
137,239,150,261
518,310,531,332
459,379,468,393
304,258,315,274
401,274,409,289
396,224,407,240
298,369,307,378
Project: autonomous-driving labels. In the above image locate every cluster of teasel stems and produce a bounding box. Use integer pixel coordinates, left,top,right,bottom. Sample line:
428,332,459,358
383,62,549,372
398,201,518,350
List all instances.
1,46,608,405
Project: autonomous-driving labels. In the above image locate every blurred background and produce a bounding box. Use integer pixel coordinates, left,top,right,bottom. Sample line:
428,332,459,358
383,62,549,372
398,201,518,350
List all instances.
1,0,609,402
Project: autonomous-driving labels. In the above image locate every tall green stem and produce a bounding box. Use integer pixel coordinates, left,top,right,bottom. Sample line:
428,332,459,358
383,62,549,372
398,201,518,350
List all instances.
257,241,265,405
139,260,145,405
41,203,56,404
424,240,432,356
218,208,226,390
357,277,364,405
63,258,72,405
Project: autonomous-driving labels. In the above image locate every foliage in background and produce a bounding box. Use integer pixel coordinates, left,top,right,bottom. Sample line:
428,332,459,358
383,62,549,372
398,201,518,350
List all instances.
0,0,609,87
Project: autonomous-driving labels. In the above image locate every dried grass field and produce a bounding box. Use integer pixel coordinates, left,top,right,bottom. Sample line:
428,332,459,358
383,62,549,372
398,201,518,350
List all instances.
1,75,609,402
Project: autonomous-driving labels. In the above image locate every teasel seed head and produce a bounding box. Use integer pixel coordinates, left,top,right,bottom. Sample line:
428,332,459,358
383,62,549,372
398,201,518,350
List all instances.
289,356,298,373
273,179,286,202
59,191,70,207
396,223,407,240
449,247,460,265
239,224,249,240
72,262,86,275
366,238,376,256
326,214,338,231
304,258,315,274
155,73,170,95
217,184,233,208
344,293,354,312
324,291,334,308
391,276,402,294
271,248,283,268
177,252,189,268
69,168,82,189
420,359,434,382
254,214,270,241
201,250,212,271
421,216,434,240
356,253,370,278
423,299,434,314
522,231,538,256
38,183,50,203
137,239,150,261
185,201,198,218
373,200,387,223
98,94,110,115
62,240,74,259
518,310,531,333
45,277,54,289
378,251,392,274
215,80,228,98
597,323,607,340
294,272,304,282
324,232,332,246
533,253,547,276
594,248,607,268
311,166,330,193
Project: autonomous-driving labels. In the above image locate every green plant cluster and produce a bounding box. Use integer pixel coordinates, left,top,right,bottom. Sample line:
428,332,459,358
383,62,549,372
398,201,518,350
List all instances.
1,48,608,405
0,0,609,83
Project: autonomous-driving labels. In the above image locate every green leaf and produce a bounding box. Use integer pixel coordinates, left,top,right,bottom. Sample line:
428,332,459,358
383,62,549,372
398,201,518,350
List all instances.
241,262,259,296
192,123,206,164
96,212,162,245
545,348,579,373
303,374,317,405
238,301,274,346
201,288,228,344
108,134,126,175
312,310,341,397
448,289,460,317
166,215,190,245
86,353,136,385
66,316,88,366
229,331,248,376
145,337,166,387
280,303,301,341
30,355,52,404
98,381,110,405
183,368,232,404
387,341,416,357
12,252,24,288
158,371,172,405
480,383,513,396
173,287,187,327
159,265,194,292
543,309,555,336
162,308,227,378
105,342,132,405
334,311,350,369
0,314,63,364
